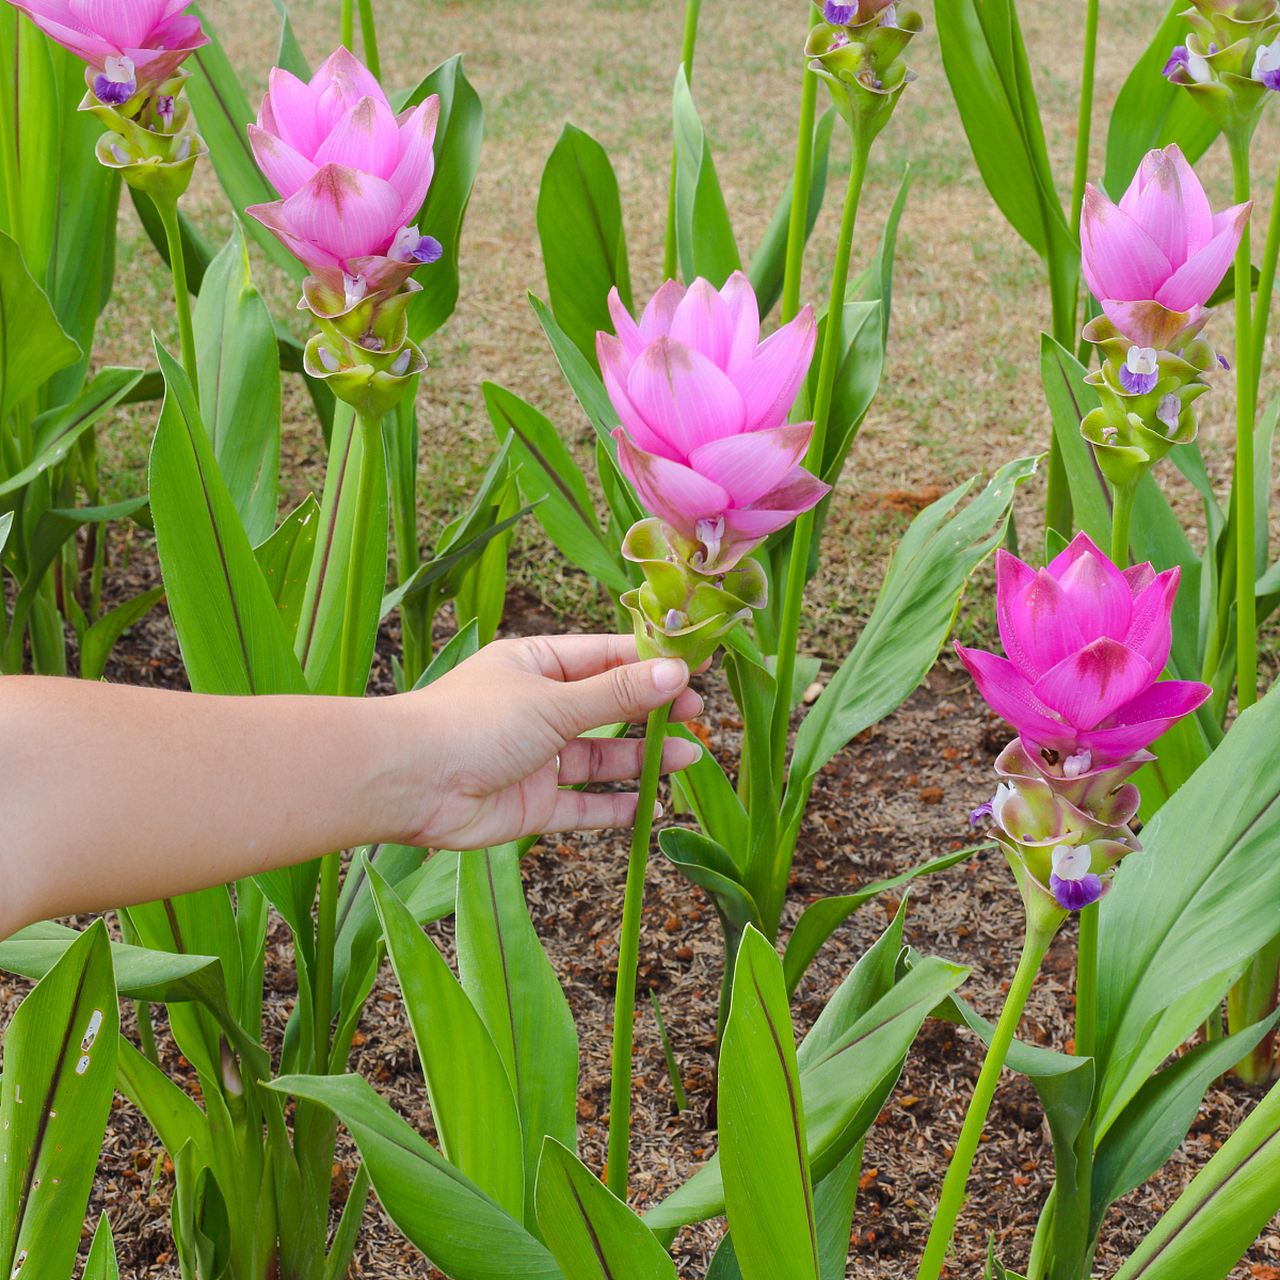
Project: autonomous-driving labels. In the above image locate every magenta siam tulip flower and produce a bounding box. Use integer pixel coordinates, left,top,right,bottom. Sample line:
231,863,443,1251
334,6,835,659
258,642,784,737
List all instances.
1081,144,1251,352
6,0,208,99
600,272,830,574
247,48,440,313
956,532,1211,771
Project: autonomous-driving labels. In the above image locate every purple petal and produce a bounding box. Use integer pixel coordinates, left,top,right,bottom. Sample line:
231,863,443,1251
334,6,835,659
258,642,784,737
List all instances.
1124,144,1213,270
734,308,817,432
1055,545,1134,642
248,125,318,200
1000,565,1089,683
954,644,1077,753
1121,567,1179,674
608,288,645,360
614,430,730,539
598,334,680,462
389,95,439,223
1032,638,1154,729
1156,202,1252,313
1119,364,1159,394
669,278,736,370
93,71,135,104
1050,872,1104,911
824,0,858,22
1080,185,1174,303
625,337,748,456
720,270,762,376
262,68,321,159
280,164,405,262
638,279,686,342
688,422,814,506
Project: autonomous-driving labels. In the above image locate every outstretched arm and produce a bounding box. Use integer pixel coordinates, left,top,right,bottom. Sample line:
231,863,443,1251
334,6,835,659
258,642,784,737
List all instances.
0,635,701,938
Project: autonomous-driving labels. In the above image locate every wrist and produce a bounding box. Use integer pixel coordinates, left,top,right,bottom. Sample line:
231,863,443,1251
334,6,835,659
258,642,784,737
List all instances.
368,686,447,848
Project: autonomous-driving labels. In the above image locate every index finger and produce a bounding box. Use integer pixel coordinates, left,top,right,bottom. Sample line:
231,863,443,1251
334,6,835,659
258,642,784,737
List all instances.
518,634,713,684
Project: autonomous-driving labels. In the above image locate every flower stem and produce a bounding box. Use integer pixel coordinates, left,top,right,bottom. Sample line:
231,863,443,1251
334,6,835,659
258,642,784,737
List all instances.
606,702,672,1201
1110,480,1136,568
340,0,354,50
313,849,339,1073
1068,0,1099,244
337,412,383,699
780,68,819,326
663,0,703,282
356,0,381,81
770,122,870,782
155,191,199,401
1250,153,1280,402
1075,901,1098,1060
916,928,1052,1280
1228,130,1257,712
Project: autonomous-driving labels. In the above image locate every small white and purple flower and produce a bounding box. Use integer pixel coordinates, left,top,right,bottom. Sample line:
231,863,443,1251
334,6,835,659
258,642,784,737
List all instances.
824,0,859,24
1162,44,1211,83
1119,345,1160,395
389,224,443,266
1254,44,1280,91
1156,394,1181,433
93,54,136,106
1048,844,1104,911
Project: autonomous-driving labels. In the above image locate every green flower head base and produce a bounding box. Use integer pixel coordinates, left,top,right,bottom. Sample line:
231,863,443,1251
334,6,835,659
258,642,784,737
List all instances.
1079,316,1220,489
806,0,921,134
620,518,767,665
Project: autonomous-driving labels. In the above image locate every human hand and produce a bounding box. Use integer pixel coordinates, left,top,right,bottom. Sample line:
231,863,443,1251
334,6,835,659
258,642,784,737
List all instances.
390,634,705,850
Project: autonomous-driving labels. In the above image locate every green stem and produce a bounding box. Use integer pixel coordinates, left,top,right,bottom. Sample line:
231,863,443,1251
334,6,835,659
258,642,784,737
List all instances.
1110,481,1136,569
1068,0,1099,245
1228,131,1257,712
154,192,199,401
340,0,354,49
663,0,703,281
356,0,381,81
1026,1182,1057,1280
770,123,870,782
337,413,382,699
1075,902,1098,1060
916,928,1053,1280
606,702,672,1201
1251,153,1280,402
313,850,339,1073
780,68,818,325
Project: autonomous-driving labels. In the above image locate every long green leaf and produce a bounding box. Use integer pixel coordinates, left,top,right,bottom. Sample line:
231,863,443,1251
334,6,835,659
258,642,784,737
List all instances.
254,492,321,642
194,219,282,546
79,586,164,681
1096,684,1280,1136
0,228,80,426
268,1073,561,1279
1112,1077,1280,1280
720,927,821,1280
534,1137,678,1280
397,56,484,342
83,1213,120,1280
0,919,117,1280
537,123,631,375
672,67,740,288
368,860,525,1221
455,844,579,1234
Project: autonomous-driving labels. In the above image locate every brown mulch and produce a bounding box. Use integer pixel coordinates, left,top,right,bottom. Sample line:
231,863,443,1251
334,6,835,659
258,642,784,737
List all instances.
3,541,1279,1279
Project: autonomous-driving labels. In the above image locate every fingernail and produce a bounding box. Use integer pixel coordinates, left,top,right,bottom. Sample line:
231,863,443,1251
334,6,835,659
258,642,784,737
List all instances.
652,800,664,821
687,742,704,764
651,658,688,692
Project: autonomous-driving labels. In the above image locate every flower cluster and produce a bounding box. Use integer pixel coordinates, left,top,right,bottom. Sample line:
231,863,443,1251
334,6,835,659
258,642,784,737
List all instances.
805,0,921,133
958,534,1211,914
600,273,828,663
8,0,211,197
247,49,441,417
1162,0,1280,132
1079,145,1249,488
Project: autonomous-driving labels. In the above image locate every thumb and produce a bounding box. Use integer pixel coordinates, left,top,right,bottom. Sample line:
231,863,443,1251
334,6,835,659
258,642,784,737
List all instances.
552,657,689,739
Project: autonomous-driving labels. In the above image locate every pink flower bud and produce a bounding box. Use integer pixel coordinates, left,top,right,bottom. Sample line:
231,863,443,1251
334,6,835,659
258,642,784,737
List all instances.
1080,144,1251,351
246,48,439,305
599,273,830,573
6,0,208,87
955,532,1211,768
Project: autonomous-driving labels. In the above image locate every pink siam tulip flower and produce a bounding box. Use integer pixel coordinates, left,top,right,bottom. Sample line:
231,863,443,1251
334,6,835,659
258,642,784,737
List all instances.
247,48,440,307
955,532,1211,769
5,0,208,99
600,272,830,574
1080,143,1251,351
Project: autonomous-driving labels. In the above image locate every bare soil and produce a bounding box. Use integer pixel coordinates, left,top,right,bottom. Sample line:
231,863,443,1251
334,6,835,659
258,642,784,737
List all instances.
3,543,1278,1280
